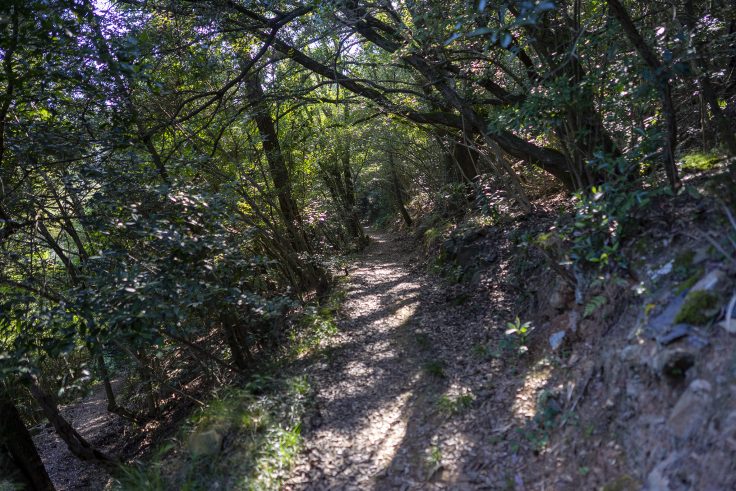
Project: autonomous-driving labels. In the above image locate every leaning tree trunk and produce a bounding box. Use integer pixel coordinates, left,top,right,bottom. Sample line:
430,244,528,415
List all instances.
25,376,115,467
0,388,56,491
245,75,311,253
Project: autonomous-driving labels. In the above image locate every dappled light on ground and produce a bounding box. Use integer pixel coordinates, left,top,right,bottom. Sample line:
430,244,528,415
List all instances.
512,361,554,422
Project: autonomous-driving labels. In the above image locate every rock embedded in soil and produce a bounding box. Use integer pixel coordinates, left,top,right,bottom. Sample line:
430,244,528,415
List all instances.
666,379,712,440
188,429,224,457
689,269,727,293
549,330,566,350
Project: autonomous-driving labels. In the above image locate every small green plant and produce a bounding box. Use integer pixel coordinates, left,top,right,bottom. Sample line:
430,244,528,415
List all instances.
115,444,171,490
423,360,446,378
673,250,695,275
424,445,443,478
583,295,606,318
583,423,595,438
423,225,450,251
511,426,549,453
436,393,474,415
505,316,533,354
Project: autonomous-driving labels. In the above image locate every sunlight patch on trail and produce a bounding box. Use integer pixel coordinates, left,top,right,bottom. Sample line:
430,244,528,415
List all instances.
512,361,554,421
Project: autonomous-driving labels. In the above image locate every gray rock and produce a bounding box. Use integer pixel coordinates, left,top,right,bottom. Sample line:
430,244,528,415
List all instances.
718,319,736,334
656,324,709,348
667,379,712,439
188,429,224,457
548,281,573,312
656,323,691,345
646,293,687,339
645,452,682,491
626,378,643,400
690,269,727,293
549,331,566,350
692,246,711,265
619,343,646,365
649,260,673,282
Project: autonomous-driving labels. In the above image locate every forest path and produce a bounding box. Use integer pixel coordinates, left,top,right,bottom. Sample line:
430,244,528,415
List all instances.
285,231,481,490
33,380,127,490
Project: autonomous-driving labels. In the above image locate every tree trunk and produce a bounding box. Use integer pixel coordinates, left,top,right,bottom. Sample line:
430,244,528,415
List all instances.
607,0,681,190
25,376,115,467
682,0,736,155
134,349,158,417
339,147,369,249
388,150,413,226
220,311,249,371
95,354,116,412
451,139,481,185
95,353,140,423
0,389,55,491
245,75,310,253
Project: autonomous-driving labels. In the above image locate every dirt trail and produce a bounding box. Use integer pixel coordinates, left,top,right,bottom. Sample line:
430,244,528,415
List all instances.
32,232,518,490
285,232,500,490
33,381,128,490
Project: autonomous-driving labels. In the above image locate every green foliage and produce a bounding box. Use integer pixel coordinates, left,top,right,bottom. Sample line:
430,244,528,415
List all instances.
510,426,549,453
505,317,533,355
115,455,167,491
115,375,309,491
289,289,344,357
564,155,663,271
681,152,721,172
423,360,446,378
423,444,443,478
436,393,474,415
583,295,607,319
675,267,705,295
423,226,447,251
471,342,497,360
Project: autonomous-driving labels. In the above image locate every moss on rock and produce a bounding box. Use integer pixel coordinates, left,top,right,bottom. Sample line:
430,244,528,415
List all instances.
675,290,720,325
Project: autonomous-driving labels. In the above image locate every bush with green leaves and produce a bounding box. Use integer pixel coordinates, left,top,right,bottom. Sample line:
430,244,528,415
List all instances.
564,153,663,271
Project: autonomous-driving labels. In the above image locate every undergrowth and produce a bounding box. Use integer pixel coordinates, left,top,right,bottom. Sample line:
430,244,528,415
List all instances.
288,288,346,358
115,376,310,491
115,286,346,490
